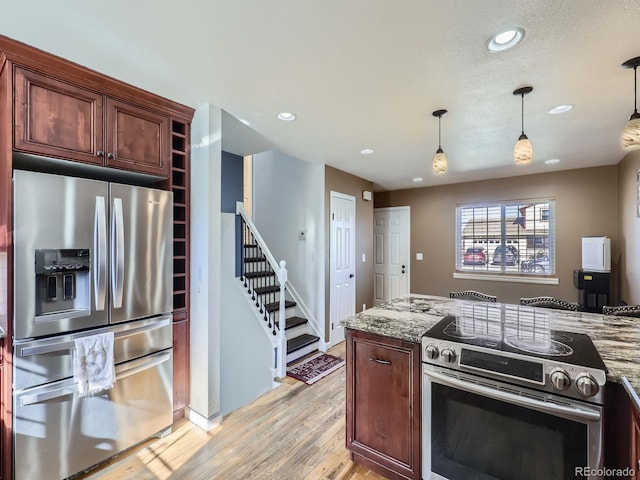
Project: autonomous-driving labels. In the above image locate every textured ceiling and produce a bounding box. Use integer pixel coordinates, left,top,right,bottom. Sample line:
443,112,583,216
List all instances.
3,1,640,191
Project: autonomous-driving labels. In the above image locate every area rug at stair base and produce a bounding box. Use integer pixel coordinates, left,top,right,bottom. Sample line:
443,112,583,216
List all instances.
287,353,345,385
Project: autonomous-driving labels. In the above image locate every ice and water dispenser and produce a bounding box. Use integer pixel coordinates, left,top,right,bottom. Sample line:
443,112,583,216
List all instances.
34,248,90,319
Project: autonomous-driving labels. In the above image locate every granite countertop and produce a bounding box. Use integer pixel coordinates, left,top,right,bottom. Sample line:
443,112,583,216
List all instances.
341,293,640,395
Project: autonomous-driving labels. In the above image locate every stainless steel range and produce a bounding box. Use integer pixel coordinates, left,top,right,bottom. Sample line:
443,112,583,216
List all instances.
421,302,607,480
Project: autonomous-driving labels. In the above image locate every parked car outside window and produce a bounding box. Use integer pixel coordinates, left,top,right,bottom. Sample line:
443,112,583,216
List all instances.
520,255,550,273
492,245,519,266
463,247,487,265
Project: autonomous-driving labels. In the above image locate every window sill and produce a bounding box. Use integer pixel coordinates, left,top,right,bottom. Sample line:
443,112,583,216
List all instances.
453,272,559,285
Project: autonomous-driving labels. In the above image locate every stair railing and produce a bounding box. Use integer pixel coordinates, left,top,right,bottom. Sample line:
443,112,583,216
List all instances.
236,202,287,379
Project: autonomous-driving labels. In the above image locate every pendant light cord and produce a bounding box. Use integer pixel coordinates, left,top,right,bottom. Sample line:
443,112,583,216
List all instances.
521,93,525,135
634,65,638,115
438,115,442,148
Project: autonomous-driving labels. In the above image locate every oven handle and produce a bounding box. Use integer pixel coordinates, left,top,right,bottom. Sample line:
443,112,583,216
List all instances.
424,369,601,423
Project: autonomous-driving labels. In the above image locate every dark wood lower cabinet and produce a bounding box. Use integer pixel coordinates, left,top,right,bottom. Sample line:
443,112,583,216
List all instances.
604,381,634,476
346,329,421,480
631,392,640,479
173,318,190,421
0,345,3,480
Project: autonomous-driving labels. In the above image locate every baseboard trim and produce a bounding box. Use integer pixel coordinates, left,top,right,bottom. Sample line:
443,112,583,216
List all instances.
186,407,223,432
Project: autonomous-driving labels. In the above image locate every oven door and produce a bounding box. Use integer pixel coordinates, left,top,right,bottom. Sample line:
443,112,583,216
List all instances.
423,366,604,480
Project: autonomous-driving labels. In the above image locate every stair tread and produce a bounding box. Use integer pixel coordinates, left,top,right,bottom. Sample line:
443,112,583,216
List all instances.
253,285,280,295
287,333,320,353
244,271,275,278
244,256,266,263
265,300,296,312
285,316,307,330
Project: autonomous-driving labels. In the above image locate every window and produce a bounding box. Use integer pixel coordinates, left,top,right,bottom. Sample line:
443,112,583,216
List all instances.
456,200,555,275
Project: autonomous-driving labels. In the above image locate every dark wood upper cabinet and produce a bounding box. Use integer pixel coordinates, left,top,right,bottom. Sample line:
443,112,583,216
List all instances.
105,98,169,176
346,329,421,480
13,65,170,178
14,66,104,165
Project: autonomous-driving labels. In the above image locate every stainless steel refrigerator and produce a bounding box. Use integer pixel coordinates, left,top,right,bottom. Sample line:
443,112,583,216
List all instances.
12,169,174,480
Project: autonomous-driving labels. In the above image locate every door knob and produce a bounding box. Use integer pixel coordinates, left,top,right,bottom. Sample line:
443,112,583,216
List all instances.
349,273,355,278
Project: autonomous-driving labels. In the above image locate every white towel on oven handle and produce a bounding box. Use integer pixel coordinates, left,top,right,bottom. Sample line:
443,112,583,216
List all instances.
73,331,115,397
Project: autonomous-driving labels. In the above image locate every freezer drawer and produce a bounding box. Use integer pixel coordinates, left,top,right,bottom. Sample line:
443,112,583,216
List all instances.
14,316,172,391
14,349,173,480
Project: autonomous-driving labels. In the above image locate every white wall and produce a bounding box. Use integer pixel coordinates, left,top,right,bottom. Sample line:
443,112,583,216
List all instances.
220,213,274,415
189,103,222,425
252,151,325,340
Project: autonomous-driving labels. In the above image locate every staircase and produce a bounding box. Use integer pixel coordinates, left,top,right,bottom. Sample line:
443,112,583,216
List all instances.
237,206,321,372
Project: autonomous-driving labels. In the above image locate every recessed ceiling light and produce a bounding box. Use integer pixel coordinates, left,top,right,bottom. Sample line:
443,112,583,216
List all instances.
545,158,560,165
487,28,525,53
547,104,574,115
360,148,374,155
413,177,423,182
277,112,296,121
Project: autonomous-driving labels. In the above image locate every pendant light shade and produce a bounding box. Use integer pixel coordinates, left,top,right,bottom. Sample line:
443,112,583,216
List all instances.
432,109,448,175
513,86,533,165
622,57,640,149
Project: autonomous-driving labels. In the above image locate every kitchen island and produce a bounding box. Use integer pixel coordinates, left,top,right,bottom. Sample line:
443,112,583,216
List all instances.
341,294,640,480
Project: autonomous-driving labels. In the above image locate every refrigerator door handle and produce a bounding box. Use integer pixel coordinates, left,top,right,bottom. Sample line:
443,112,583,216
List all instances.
94,196,107,311
111,197,125,309
116,351,172,380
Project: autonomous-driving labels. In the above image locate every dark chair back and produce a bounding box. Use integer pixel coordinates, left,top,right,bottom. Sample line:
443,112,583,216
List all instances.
519,296,579,311
602,305,640,317
450,290,497,302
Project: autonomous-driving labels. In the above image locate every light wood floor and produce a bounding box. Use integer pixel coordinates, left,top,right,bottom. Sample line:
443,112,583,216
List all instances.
76,342,386,480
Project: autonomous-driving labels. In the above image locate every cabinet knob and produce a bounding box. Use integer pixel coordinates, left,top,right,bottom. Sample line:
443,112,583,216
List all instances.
96,150,104,157
107,152,115,159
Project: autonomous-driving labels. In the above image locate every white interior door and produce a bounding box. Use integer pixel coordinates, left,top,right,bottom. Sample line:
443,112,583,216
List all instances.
374,207,410,305
330,192,356,345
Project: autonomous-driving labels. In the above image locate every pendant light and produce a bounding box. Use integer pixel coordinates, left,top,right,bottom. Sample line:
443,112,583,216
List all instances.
432,109,448,175
622,56,640,149
513,86,533,165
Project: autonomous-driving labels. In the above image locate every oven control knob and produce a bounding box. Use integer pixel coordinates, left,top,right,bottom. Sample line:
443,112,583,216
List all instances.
425,345,439,360
576,374,599,397
550,369,571,391
441,348,457,364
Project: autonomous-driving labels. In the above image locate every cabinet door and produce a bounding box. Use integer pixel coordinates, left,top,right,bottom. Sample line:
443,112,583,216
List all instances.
346,330,421,480
632,403,640,480
105,98,170,177
14,66,104,165
172,318,190,419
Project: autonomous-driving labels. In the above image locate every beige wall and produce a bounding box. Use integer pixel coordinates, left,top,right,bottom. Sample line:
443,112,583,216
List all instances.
617,150,640,304
325,166,374,343
374,166,619,305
